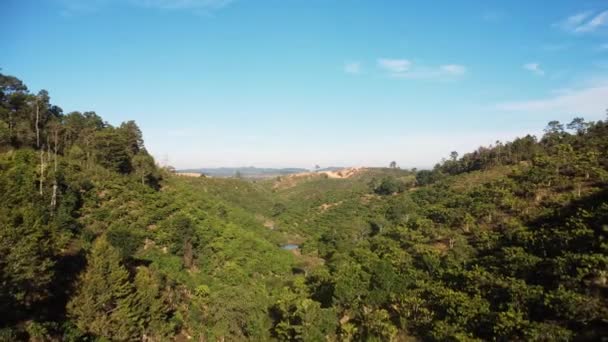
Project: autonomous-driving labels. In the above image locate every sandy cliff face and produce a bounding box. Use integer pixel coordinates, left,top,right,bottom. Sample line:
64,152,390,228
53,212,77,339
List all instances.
322,167,366,179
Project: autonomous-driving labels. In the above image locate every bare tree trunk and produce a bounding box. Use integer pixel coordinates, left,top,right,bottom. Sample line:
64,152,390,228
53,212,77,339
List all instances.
51,184,57,210
51,128,58,211
39,149,45,195
35,102,40,148
36,101,43,196
47,136,51,162
54,128,58,172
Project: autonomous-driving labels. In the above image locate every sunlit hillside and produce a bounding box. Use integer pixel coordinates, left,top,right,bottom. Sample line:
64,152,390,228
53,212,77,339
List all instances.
1,72,607,340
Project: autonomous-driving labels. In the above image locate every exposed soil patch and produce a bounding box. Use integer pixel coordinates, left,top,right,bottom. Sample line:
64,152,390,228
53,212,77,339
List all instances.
272,167,367,189
318,201,343,212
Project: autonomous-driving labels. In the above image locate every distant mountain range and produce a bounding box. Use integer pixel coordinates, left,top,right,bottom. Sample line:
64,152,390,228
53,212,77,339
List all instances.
177,166,347,178
178,167,307,178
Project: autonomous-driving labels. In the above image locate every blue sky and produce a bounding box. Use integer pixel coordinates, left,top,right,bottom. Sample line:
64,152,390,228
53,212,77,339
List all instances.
2,0,608,169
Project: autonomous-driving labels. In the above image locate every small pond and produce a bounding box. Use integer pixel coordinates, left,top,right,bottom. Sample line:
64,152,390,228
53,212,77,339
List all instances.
281,244,299,251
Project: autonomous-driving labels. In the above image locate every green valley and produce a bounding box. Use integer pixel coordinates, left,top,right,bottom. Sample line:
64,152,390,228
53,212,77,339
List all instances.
1,73,607,341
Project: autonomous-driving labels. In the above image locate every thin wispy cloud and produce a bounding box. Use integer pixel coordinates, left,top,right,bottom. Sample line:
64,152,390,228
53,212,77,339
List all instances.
440,64,467,76
558,11,592,29
496,82,608,118
344,62,362,75
556,10,608,33
377,59,467,80
576,10,608,33
523,63,545,76
403,65,468,80
378,59,412,73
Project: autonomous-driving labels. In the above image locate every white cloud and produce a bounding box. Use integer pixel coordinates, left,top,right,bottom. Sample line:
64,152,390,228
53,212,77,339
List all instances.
576,10,608,32
523,63,545,76
557,11,593,30
377,59,467,80
378,58,412,73
495,82,608,118
440,64,467,76
556,10,608,33
344,62,362,74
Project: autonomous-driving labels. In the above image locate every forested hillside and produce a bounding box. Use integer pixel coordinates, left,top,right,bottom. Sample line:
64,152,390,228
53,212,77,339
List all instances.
1,73,607,341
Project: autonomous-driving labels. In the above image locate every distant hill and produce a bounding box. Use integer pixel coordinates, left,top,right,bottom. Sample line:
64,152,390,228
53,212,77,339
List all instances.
315,166,345,172
178,166,309,178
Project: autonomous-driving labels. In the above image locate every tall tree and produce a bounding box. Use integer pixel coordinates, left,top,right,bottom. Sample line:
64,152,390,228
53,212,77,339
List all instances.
133,267,175,339
119,120,144,156
68,236,141,340
93,128,131,173
132,151,156,185
567,117,589,135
